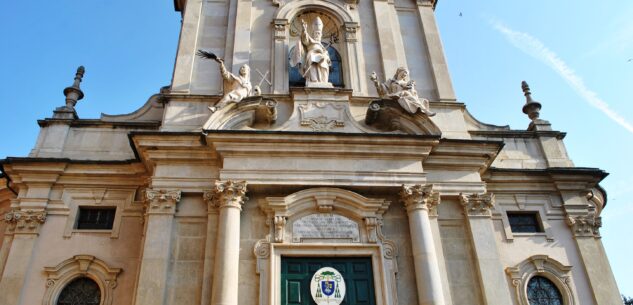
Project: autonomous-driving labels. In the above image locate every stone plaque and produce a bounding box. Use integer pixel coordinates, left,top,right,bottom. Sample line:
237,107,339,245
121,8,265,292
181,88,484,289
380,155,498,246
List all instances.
292,214,360,243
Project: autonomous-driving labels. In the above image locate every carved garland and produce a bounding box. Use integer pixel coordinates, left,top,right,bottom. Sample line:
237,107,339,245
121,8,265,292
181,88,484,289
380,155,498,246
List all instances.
42,255,122,305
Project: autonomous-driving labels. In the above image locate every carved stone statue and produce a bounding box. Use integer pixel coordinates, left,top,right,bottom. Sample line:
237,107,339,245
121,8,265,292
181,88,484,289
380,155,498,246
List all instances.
370,68,434,116
196,50,256,112
290,17,332,87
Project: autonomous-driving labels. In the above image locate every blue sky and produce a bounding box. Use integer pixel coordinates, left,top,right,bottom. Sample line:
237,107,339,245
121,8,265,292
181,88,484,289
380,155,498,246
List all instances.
2,0,632,297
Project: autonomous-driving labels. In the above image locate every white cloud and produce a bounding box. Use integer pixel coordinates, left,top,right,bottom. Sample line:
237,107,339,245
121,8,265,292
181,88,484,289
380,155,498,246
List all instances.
490,20,633,134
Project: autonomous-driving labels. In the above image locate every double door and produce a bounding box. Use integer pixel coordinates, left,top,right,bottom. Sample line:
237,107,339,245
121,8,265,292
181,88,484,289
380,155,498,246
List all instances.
281,257,376,305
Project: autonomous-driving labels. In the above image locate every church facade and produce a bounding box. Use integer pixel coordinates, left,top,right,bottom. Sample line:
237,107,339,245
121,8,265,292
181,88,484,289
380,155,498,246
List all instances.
0,1,622,304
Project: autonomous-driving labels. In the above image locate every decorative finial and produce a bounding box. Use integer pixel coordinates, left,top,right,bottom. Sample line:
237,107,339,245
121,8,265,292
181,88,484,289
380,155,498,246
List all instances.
63,66,85,110
521,81,541,121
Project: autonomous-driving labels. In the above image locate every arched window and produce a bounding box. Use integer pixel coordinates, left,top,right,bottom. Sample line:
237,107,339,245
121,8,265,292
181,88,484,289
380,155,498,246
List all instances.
527,276,563,305
57,277,101,305
44,255,121,305
288,46,343,87
507,255,576,305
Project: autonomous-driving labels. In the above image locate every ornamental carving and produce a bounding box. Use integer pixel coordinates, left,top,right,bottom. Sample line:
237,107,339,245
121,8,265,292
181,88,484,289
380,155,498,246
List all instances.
505,255,576,305
209,180,248,210
400,184,440,213
273,19,288,40
343,22,359,42
145,189,181,214
460,192,495,217
364,217,378,243
43,255,121,305
273,215,287,242
299,101,346,131
566,214,601,238
4,209,47,233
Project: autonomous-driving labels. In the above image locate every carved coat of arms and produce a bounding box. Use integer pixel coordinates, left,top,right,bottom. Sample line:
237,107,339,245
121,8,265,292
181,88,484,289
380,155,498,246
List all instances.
310,267,346,305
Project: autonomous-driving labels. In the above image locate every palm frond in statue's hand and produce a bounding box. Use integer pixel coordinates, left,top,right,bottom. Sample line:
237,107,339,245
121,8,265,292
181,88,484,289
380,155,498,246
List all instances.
196,50,218,61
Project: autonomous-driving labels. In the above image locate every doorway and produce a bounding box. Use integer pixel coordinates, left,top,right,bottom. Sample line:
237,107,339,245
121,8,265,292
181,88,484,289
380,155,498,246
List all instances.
281,257,376,305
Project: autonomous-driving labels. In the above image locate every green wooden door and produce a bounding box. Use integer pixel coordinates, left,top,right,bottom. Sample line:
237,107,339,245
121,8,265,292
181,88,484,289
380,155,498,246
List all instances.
281,257,376,305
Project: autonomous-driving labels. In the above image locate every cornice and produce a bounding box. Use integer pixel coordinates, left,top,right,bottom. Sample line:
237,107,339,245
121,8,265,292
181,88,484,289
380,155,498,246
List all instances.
423,138,504,173
470,130,566,140
37,118,161,129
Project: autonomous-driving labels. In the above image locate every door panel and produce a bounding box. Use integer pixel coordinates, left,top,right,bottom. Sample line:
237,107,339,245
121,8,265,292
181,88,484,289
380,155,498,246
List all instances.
281,257,376,305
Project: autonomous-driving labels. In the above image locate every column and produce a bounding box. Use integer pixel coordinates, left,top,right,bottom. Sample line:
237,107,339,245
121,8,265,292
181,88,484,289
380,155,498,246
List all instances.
400,185,445,305
459,193,513,304
134,189,181,305
0,209,47,305
210,180,248,305
563,191,621,304
416,1,456,101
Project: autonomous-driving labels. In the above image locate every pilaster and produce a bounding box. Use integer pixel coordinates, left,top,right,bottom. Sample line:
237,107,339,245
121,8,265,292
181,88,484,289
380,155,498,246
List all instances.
459,193,513,304
133,189,181,305
209,180,247,305
0,208,47,305
373,0,407,77
271,19,289,94
343,22,367,94
400,184,445,305
415,2,456,101
560,188,621,304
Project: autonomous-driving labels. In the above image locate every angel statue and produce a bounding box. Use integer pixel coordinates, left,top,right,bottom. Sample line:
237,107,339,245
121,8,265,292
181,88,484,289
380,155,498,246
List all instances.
370,68,435,116
196,50,257,112
289,16,332,87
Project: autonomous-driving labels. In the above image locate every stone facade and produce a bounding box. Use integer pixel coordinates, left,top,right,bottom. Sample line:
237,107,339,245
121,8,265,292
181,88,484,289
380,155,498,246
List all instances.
0,1,621,305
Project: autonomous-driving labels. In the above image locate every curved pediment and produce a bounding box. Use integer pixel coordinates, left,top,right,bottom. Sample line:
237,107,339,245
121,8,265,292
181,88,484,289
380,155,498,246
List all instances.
202,89,441,136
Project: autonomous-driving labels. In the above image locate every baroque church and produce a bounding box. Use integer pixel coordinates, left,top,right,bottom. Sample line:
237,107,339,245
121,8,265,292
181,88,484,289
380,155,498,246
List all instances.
0,0,622,304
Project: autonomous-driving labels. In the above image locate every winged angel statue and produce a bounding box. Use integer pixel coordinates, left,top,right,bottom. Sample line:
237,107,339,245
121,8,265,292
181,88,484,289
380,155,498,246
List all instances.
196,50,260,112
289,17,332,87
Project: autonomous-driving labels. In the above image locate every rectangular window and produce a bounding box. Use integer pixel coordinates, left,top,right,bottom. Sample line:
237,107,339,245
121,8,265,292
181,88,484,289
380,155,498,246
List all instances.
507,212,543,233
76,207,116,230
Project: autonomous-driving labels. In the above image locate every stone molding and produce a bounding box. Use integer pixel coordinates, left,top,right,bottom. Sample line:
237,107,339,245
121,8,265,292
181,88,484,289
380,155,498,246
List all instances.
505,255,576,305
205,180,248,210
255,188,398,305
43,255,122,305
144,189,181,214
460,192,495,217
399,184,440,214
4,209,46,234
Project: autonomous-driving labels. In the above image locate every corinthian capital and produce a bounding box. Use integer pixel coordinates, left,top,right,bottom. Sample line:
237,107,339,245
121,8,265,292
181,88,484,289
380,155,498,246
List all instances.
460,193,495,217
210,180,248,210
400,184,440,213
145,189,181,214
566,214,601,238
4,209,47,234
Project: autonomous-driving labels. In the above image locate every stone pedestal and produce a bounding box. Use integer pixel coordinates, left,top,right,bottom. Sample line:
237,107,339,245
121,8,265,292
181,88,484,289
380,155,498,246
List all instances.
209,181,247,305
400,185,445,305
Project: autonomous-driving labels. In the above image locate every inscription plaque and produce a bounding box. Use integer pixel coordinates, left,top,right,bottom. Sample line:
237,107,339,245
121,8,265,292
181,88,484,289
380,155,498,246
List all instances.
292,214,360,243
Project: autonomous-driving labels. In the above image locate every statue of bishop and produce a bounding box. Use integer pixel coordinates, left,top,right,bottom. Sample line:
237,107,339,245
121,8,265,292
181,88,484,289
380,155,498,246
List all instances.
290,16,332,87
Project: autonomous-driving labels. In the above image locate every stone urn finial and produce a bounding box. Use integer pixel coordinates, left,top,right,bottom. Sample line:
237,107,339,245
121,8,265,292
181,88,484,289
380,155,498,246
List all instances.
63,66,85,110
521,81,542,121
